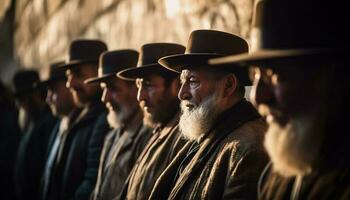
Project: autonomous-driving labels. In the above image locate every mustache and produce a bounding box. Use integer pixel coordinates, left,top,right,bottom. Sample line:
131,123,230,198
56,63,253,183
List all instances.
180,100,196,110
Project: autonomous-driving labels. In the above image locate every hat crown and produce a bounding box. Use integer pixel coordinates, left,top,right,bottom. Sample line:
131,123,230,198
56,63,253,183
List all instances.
13,70,40,94
251,0,346,52
98,50,139,76
68,39,108,63
47,61,66,80
186,30,248,55
139,43,185,66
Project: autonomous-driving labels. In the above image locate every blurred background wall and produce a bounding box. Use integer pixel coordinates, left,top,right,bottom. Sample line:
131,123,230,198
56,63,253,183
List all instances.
0,0,254,85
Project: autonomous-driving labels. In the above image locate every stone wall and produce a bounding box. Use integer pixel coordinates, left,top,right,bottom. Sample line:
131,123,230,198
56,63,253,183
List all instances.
13,0,254,78
0,0,19,85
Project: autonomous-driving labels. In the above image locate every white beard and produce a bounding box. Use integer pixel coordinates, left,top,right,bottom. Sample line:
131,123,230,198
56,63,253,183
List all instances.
264,112,323,177
179,91,221,141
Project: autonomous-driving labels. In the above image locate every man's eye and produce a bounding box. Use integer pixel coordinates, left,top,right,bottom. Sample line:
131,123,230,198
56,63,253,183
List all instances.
189,80,199,87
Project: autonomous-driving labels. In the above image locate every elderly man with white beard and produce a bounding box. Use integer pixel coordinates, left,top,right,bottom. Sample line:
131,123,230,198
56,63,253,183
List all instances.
84,50,152,200
148,30,268,200
210,0,350,199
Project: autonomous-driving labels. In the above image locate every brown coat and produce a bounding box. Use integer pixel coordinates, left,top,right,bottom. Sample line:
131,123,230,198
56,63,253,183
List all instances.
91,110,151,200
149,100,268,200
259,163,350,200
119,113,186,200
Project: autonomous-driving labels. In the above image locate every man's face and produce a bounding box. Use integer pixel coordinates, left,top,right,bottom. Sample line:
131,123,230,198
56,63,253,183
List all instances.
101,78,138,128
250,63,329,177
66,64,101,107
46,79,75,117
178,69,223,141
136,74,179,127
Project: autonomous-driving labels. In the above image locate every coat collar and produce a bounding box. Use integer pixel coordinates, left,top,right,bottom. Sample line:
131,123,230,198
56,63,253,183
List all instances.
169,99,261,199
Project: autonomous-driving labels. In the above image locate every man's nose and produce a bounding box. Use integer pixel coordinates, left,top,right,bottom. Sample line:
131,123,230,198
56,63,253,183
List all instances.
101,88,112,104
250,76,274,107
66,73,80,90
137,86,148,102
178,82,191,101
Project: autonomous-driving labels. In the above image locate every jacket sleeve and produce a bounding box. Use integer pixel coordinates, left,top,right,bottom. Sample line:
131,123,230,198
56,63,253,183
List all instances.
223,147,269,200
73,113,110,200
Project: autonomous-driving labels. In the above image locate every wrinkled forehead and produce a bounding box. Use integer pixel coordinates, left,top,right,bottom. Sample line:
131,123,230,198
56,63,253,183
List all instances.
180,67,209,79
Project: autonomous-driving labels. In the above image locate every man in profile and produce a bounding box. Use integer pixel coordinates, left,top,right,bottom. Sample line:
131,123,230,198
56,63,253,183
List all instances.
39,61,79,200
13,70,57,200
86,50,151,200
117,43,186,199
149,30,268,199
210,0,349,199
43,39,110,200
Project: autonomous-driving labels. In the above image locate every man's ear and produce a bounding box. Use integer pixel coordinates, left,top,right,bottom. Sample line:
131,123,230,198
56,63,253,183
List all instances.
222,74,237,97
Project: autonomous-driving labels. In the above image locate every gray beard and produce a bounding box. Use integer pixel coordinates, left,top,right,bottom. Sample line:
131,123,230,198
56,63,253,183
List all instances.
107,108,132,129
264,112,323,177
179,91,221,141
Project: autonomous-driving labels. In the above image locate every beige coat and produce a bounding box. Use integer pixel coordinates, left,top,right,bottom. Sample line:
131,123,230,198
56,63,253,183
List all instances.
91,110,151,200
119,113,186,200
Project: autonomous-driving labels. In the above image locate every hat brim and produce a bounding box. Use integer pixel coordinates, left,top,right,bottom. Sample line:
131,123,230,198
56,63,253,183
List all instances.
84,73,116,84
159,53,224,73
57,59,98,70
117,63,174,81
209,49,343,66
159,53,252,86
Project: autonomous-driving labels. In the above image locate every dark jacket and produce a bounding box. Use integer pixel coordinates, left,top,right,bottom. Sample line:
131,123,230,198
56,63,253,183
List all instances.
91,110,152,200
119,113,186,200
44,101,109,200
14,107,57,200
0,101,21,200
149,99,268,200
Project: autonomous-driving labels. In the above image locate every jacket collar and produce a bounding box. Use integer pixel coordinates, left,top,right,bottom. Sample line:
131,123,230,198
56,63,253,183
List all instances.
169,99,261,199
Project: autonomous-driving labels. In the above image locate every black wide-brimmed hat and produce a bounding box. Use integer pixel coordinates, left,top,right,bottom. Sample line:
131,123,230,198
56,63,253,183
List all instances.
210,0,346,66
13,70,40,96
37,61,66,87
84,49,139,84
59,39,108,69
158,29,251,85
117,43,185,81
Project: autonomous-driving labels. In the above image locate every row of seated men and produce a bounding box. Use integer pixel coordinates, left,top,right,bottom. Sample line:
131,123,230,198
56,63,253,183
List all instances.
2,0,349,199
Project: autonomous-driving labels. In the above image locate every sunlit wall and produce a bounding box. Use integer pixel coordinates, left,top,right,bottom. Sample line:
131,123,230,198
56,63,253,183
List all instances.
11,0,254,78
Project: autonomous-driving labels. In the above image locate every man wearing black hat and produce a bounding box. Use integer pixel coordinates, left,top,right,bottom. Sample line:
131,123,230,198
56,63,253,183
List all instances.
38,61,80,200
149,30,268,200
44,39,110,200
85,50,152,200
117,43,187,200
12,70,57,200
210,0,349,199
